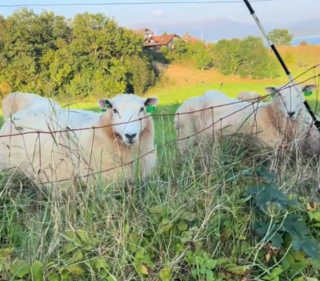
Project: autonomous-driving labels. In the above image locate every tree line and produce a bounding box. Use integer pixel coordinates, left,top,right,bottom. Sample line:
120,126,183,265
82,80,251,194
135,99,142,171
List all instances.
0,8,295,98
0,9,157,97
161,28,294,79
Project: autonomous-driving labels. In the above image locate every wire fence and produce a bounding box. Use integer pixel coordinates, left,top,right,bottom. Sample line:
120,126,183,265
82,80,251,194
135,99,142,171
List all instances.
0,64,319,185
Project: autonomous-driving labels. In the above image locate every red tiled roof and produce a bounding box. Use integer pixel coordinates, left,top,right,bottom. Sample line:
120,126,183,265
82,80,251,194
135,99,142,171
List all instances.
145,34,179,46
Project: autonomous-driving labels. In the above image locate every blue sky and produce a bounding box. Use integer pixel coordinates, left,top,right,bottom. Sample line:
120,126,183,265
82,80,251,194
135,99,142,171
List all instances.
1,0,319,27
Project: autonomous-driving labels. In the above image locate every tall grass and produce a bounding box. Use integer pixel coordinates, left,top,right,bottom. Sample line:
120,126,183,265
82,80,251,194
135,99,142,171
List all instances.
1,99,320,280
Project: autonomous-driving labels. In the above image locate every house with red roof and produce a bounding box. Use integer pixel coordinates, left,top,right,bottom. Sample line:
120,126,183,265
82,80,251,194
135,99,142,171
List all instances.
144,34,181,51
130,27,181,51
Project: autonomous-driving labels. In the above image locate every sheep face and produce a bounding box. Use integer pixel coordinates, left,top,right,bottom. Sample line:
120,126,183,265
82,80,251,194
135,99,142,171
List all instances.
99,94,158,146
265,84,316,120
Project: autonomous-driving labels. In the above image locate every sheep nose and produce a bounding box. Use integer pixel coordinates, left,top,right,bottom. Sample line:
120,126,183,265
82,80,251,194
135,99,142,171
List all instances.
125,133,137,142
288,111,296,118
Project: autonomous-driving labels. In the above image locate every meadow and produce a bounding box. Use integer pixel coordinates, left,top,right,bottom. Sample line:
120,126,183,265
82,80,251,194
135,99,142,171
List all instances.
1,53,320,280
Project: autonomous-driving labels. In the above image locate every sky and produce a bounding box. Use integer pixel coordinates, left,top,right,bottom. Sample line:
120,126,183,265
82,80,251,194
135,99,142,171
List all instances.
1,0,319,26
1,0,320,40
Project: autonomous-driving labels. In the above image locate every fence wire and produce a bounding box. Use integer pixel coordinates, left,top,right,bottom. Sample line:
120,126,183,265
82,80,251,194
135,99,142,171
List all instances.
0,64,319,185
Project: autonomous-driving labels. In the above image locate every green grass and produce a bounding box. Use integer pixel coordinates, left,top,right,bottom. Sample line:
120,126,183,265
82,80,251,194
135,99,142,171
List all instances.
1,88,320,280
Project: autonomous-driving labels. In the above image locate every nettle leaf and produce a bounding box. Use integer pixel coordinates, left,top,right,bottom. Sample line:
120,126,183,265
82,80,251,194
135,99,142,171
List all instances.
254,222,283,247
255,165,277,181
283,214,309,237
270,233,284,248
292,236,302,251
301,238,320,260
245,185,298,213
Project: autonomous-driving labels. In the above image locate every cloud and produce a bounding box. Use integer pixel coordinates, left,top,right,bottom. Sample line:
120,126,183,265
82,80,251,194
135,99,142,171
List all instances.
151,10,163,16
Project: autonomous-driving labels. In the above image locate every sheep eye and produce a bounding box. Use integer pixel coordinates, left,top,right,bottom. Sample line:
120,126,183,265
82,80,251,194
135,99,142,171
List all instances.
113,109,118,114
140,107,145,113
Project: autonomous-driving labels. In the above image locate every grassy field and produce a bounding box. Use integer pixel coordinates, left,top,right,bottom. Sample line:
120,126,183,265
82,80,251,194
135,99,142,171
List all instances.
1,56,320,280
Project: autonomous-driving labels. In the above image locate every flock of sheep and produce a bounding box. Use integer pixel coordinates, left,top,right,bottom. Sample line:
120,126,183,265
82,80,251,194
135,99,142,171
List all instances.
0,83,318,187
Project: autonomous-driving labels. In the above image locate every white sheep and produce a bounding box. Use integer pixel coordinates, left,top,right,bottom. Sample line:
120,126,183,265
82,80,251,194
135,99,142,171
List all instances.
1,92,60,121
0,93,158,186
174,89,261,153
236,84,315,149
296,105,320,158
237,91,263,103
174,84,315,153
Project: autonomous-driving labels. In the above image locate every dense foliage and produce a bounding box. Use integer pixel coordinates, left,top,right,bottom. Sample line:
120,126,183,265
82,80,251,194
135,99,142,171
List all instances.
0,9,157,97
213,36,281,79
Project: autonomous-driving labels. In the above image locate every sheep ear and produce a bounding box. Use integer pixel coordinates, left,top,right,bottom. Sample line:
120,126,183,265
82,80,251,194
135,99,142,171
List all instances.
302,84,316,96
98,99,112,111
265,87,277,98
145,97,158,106
145,97,158,113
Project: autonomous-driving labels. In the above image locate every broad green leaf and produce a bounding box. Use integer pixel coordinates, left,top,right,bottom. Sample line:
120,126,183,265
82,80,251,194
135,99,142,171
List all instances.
76,229,91,244
293,277,304,281
61,243,76,254
47,272,60,281
269,267,283,278
225,264,250,275
159,266,171,281
206,259,217,270
135,250,145,259
124,224,130,234
281,253,295,271
90,256,110,270
140,264,149,275
206,269,214,281
72,249,83,261
177,221,188,232
10,259,30,278
290,261,308,274
31,261,43,281
64,230,81,244
292,251,305,261
158,223,173,234
0,248,14,259
313,212,320,222
66,264,85,275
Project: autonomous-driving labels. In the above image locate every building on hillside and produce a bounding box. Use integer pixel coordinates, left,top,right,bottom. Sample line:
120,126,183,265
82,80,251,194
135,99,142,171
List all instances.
131,28,154,40
182,33,199,43
144,34,181,51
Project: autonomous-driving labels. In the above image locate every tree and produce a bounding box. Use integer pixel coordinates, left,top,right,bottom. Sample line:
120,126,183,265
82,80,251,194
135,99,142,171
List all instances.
172,38,187,59
0,9,157,98
194,47,212,70
299,40,308,46
268,28,293,46
213,36,280,79
213,38,241,75
237,36,280,79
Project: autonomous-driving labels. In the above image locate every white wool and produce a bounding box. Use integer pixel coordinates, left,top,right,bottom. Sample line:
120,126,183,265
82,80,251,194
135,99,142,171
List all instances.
175,84,313,153
1,92,60,121
0,93,158,186
237,91,262,104
174,89,261,153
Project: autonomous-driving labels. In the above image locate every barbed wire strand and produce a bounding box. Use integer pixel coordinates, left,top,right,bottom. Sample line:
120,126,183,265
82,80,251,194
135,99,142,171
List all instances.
0,67,319,184
0,0,281,8
0,71,319,140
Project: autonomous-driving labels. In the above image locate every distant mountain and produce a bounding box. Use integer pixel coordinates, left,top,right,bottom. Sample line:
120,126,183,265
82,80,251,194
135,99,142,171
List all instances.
286,19,320,37
128,17,320,42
